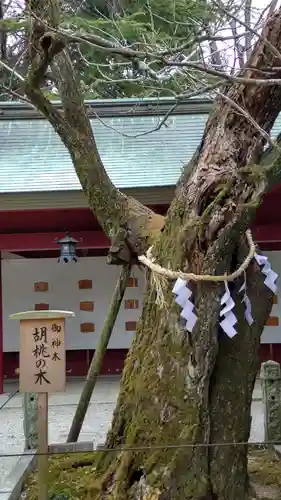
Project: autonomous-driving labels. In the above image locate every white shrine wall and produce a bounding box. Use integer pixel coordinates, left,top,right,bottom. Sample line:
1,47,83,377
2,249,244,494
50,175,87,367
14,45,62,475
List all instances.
2,257,144,352
1,250,280,352
260,251,281,344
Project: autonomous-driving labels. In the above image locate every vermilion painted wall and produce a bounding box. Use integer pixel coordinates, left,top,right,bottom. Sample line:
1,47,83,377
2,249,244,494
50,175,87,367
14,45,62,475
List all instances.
3,349,128,380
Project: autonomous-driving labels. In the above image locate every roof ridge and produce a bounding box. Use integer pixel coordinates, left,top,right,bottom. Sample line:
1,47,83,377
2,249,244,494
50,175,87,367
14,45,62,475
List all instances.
0,97,213,120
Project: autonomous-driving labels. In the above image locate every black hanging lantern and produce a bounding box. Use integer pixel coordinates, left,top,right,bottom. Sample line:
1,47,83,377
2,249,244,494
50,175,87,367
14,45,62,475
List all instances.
56,232,79,263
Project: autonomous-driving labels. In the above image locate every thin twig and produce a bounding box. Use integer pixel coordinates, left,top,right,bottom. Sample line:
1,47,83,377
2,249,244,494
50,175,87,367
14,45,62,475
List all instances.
212,0,281,64
163,59,281,86
230,19,244,69
217,91,280,151
92,83,219,139
244,0,252,58
253,0,278,30
29,9,252,61
0,58,24,81
1,84,33,105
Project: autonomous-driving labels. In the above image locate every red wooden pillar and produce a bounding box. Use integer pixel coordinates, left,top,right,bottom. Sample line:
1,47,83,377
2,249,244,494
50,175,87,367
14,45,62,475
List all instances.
0,253,3,393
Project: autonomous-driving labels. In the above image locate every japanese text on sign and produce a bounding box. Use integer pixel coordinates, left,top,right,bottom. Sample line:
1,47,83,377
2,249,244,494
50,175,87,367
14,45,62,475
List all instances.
19,318,66,393
32,324,62,386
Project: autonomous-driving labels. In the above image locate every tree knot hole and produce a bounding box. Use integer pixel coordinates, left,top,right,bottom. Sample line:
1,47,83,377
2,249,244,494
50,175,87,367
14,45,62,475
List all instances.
128,467,144,487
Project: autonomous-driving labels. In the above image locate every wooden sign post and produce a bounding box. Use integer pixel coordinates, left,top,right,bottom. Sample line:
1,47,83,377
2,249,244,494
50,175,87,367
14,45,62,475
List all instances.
10,310,75,500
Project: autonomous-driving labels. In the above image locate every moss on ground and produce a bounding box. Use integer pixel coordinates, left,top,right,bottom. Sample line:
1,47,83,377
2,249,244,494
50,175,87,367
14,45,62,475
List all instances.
23,447,281,499
248,446,281,498
248,447,281,487
23,452,97,500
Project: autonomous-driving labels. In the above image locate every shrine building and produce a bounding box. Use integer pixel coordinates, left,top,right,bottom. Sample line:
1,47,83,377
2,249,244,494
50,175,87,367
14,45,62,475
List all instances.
0,97,280,393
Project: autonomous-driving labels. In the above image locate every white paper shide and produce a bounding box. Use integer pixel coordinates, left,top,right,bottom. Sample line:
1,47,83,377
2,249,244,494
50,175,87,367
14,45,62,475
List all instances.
172,277,197,333
171,251,278,341
254,253,278,293
239,281,254,326
220,282,237,338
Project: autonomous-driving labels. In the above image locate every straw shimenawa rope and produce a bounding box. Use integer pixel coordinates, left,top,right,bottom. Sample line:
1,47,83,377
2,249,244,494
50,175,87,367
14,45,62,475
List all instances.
138,229,256,283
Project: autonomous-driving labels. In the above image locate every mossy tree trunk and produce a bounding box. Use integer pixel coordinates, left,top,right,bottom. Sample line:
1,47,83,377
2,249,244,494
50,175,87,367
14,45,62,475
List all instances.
92,240,271,500
20,3,281,500
90,14,281,498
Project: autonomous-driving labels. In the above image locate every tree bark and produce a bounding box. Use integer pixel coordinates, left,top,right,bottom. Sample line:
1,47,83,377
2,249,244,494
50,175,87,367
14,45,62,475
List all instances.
89,12,281,499
92,245,271,500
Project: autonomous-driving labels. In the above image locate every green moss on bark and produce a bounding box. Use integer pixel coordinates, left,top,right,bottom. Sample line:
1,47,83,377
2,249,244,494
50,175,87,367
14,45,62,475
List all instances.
88,205,272,500
90,210,225,499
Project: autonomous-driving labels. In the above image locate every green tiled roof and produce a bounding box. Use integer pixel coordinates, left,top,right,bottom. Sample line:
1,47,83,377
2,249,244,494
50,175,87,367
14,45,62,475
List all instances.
0,98,280,193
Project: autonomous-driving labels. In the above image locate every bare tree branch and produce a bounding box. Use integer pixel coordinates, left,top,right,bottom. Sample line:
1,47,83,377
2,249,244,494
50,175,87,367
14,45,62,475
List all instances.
230,19,245,69
162,59,281,86
244,0,252,57
217,90,280,150
91,82,219,139
0,58,24,81
0,0,7,60
22,0,165,266
21,11,281,91
254,0,279,30
212,0,281,64
1,83,33,104
29,9,252,60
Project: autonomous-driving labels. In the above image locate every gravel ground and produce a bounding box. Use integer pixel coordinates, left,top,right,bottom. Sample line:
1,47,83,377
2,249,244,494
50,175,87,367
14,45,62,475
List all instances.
0,377,120,486
0,377,264,486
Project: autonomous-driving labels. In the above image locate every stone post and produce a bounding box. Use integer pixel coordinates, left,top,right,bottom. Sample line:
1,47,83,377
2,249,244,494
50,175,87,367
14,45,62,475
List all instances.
260,360,281,443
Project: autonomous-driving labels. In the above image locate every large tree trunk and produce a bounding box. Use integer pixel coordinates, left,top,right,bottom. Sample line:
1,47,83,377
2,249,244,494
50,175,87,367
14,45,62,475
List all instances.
89,14,281,497
90,226,273,500
92,252,271,500
90,209,272,499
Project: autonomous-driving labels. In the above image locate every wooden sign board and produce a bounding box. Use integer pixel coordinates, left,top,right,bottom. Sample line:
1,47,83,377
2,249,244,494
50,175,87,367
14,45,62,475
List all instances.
10,310,74,500
10,310,75,393
19,317,65,393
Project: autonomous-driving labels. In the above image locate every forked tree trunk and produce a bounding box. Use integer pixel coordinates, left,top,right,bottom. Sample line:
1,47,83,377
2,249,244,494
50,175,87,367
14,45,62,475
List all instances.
89,14,281,497
22,4,281,499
